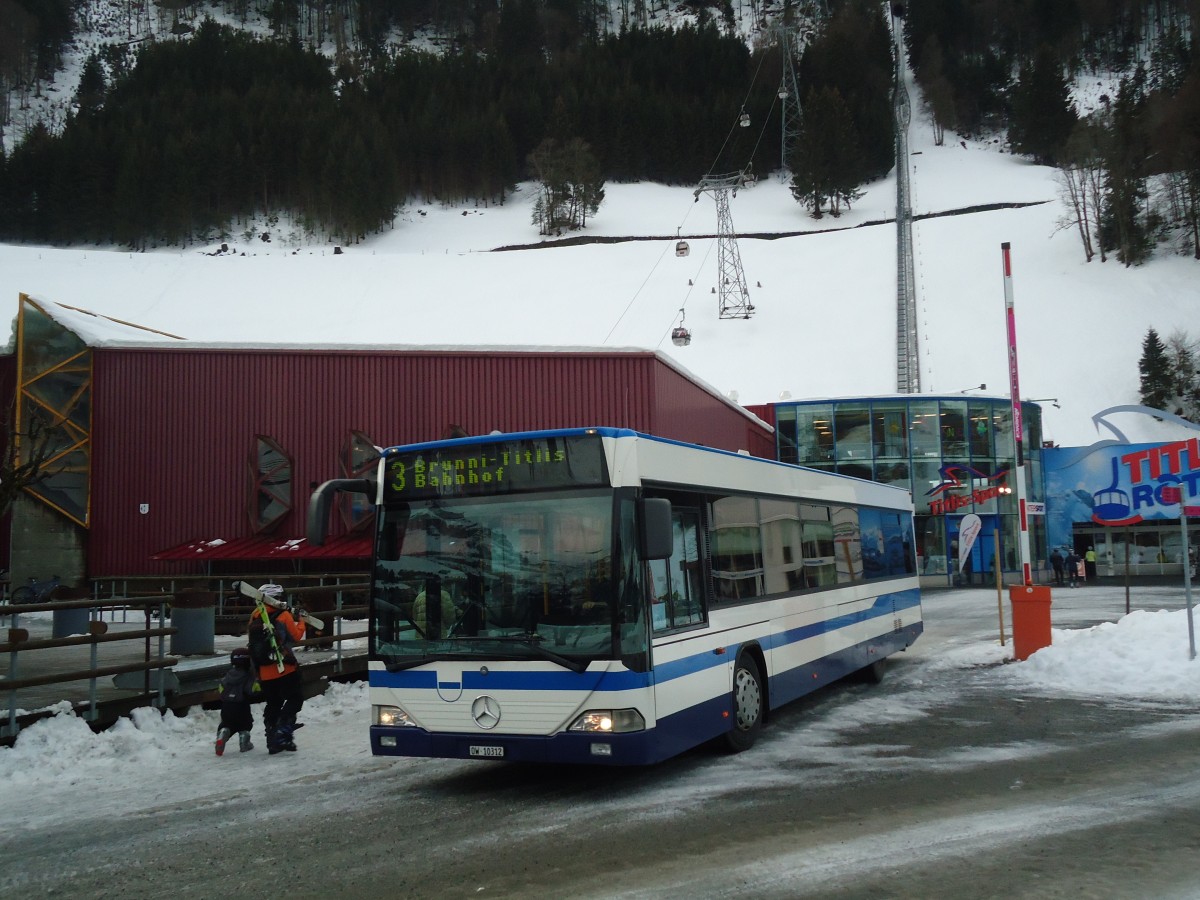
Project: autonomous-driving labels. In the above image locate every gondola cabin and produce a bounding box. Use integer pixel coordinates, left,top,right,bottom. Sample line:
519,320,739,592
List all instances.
671,326,692,347
675,240,690,257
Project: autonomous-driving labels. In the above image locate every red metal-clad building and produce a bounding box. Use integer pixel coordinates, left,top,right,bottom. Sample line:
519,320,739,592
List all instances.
11,296,773,583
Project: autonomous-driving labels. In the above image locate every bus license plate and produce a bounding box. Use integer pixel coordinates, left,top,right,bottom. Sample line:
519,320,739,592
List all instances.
469,745,504,758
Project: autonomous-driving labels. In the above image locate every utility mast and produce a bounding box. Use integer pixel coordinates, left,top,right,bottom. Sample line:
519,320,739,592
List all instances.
892,8,920,392
695,169,756,320
774,25,803,172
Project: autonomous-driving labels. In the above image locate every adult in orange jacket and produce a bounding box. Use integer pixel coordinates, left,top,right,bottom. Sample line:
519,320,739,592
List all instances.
249,584,307,754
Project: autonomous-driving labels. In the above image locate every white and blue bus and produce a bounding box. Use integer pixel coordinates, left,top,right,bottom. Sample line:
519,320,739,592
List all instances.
309,427,922,765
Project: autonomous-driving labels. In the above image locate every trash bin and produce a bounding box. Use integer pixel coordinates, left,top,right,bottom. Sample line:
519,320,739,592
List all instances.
1009,584,1052,661
51,588,92,638
171,589,216,655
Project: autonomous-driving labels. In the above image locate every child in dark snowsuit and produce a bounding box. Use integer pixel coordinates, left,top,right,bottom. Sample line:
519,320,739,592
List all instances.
1064,551,1082,588
215,647,259,755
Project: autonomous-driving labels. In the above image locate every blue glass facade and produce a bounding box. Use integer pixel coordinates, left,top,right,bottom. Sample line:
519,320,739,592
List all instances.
773,396,1047,586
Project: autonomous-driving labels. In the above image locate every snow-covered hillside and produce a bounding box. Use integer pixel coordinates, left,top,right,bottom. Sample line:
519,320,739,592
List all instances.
3,4,1198,449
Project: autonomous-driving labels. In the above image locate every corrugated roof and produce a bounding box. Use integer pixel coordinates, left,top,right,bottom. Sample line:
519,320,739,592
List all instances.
151,533,371,561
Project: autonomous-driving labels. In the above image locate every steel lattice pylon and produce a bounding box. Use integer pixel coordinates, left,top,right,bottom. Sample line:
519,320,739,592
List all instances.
892,14,920,392
695,170,755,320
775,27,803,171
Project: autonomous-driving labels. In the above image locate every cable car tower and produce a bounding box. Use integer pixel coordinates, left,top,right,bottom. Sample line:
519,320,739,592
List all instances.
695,166,756,320
774,25,803,171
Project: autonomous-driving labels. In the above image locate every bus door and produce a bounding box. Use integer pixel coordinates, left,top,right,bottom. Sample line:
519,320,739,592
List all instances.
648,509,724,738
648,509,704,632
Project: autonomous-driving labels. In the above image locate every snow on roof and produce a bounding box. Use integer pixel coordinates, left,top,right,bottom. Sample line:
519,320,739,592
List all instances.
31,297,187,345
29,297,772,432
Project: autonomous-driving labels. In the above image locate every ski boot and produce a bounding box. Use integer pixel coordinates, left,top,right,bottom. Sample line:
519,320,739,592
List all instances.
215,726,232,757
239,731,254,752
273,723,298,753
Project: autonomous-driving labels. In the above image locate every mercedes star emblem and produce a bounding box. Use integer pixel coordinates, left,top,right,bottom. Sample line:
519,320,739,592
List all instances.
471,695,501,730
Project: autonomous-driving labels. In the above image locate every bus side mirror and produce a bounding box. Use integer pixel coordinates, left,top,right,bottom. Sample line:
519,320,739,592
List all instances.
639,497,673,560
307,478,374,545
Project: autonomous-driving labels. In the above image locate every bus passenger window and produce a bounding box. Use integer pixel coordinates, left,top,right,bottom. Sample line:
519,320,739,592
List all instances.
710,495,763,601
833,506,862,582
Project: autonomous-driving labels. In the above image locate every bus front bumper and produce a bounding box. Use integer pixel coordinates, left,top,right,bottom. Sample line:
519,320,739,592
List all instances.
370,725,661,765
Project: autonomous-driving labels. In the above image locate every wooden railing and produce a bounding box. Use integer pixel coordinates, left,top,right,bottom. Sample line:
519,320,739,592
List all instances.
2,577,373,743
2,594,177,740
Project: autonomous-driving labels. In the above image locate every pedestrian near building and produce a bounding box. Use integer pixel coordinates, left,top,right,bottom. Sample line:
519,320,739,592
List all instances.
1084,546,1097,582
215,647,258,756
1065,550,1082,588
248,583,307,754
1049,548,1065,586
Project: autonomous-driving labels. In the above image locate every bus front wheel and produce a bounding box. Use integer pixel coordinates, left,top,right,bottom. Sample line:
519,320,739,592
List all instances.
724,653,764,753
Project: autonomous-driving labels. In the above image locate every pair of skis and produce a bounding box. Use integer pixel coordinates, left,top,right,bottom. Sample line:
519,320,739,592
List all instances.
234,581,325,673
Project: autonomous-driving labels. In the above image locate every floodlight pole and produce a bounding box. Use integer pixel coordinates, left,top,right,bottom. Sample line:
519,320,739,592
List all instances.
1001,243,1033,585
1182,510,1195,659
1164,481,1196,659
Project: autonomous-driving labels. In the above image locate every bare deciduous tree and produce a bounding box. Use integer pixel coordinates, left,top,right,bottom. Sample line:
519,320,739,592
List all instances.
0,407,65,519
1056,116,1109,262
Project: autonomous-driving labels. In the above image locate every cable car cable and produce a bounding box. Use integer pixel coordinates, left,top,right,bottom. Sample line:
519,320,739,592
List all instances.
655,239,716,350
609,44,775,346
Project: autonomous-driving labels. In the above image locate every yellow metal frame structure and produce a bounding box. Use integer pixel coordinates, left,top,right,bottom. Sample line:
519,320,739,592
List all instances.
15,294,93,528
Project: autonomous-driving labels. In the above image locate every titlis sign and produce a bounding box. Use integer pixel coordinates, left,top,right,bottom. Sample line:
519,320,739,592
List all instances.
1094,436,1200,526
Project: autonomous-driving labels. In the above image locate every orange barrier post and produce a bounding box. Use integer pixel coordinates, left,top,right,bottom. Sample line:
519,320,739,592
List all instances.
1009,584,1052,661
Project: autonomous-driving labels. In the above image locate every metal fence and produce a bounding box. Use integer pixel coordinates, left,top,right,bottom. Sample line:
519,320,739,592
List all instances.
2,576,369,743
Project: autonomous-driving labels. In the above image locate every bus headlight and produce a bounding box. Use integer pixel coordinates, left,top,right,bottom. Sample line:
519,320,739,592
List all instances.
374,704,417,727
568,709,645,733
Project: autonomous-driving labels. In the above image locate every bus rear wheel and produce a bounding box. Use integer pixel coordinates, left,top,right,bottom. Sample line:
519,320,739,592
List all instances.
860,658,887,684
724,654,764,753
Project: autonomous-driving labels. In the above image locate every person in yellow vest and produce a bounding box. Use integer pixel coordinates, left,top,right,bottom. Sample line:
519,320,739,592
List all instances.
1084,546,1097,582
413,588,457,638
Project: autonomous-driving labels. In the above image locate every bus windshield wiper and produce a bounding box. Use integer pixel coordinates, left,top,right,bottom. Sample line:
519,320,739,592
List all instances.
482,634,590,673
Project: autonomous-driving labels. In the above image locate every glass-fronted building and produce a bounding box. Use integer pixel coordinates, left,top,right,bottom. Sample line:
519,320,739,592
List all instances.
772,396,1046,586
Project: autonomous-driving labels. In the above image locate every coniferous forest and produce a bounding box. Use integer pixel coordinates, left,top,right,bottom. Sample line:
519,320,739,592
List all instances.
0,0,1197,258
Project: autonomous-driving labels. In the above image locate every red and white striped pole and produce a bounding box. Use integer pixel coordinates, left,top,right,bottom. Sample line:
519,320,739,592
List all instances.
1002,242,1033,585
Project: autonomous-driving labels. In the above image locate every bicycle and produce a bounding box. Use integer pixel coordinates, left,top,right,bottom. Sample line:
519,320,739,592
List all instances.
10,574,62,604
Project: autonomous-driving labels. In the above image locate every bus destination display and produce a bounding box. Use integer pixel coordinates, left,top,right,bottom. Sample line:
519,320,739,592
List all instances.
385,435,608,500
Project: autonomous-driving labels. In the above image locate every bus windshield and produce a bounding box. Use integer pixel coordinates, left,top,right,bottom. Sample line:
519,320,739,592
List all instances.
372,489,629,669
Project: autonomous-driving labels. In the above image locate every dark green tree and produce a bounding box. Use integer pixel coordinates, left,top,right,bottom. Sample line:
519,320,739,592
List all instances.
528,136,604,234
1145,31,1200,260
798,2,894,179
789,86,862,218
919,36,955,145
1165,330,1200,421
73,53,107,115
1101,66,1153,266
1138,328,1173,410
1007,44,1076,165
904,0,1012,135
